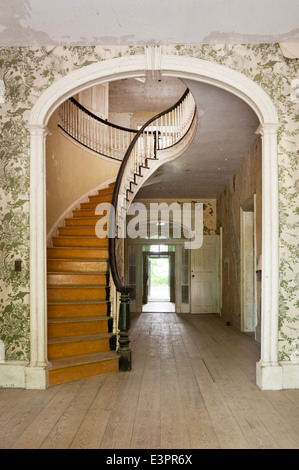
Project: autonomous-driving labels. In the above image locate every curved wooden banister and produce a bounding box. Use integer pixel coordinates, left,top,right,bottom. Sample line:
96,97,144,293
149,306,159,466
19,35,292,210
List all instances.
58,97,139,161
109,87,190,292
69,97,138,134
108,87,196,371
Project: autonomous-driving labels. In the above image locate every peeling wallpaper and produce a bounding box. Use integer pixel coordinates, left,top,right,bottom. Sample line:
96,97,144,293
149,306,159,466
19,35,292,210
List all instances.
0,44,298,361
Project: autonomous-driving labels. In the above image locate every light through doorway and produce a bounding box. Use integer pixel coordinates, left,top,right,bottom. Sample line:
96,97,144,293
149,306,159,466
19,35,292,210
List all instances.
148,257,170,301
142,245,175,312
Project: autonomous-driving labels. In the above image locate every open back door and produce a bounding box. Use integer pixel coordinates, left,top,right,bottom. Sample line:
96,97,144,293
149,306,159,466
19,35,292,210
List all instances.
190,235,220,314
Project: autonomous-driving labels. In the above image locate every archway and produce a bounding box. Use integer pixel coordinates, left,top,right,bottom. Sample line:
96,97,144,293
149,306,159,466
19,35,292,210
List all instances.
27,51,281,390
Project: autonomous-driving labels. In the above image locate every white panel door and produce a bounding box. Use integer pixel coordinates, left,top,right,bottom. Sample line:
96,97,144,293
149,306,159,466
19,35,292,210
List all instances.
190,235,220,314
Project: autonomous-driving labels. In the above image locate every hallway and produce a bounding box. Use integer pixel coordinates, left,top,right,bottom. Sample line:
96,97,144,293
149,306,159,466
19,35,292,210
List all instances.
1,313,299,449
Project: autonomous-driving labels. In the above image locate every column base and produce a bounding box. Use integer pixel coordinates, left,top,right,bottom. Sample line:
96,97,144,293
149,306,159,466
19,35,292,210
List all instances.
25,364,49,389
0,361,29,388
256,361,283,390
118,349,132,371
256,360,299,390
0,361,49,389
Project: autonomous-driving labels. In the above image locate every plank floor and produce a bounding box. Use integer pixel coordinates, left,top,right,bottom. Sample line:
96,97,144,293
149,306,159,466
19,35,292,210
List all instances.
1,312,299,449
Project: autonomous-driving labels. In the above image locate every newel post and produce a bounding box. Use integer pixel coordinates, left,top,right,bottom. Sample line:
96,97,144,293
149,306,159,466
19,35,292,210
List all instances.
118,288,132,371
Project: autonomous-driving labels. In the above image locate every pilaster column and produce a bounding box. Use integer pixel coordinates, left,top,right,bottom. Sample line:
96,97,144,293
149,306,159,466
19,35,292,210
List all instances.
27,125,49,371
256,123,282,388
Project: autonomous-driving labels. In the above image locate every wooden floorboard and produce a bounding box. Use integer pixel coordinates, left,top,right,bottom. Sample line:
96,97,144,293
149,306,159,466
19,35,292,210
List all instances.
1,312,299,449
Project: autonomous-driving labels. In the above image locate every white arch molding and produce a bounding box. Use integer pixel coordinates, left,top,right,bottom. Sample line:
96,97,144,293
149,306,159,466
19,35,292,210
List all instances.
25,51,287,390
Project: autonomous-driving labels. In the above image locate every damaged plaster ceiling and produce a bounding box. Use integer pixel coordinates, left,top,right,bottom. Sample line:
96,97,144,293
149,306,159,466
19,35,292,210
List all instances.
134,78,260,199
0,0,299,46
106,75,259,199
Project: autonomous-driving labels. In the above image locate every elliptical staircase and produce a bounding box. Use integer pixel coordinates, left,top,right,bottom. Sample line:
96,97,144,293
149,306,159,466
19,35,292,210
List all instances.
47,87,197,385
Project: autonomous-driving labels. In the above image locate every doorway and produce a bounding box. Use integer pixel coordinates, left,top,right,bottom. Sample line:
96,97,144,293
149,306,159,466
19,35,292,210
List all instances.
190,235,220,314
28,52,281,390
148,257,171,301
240,195,259,339
142,249,175,312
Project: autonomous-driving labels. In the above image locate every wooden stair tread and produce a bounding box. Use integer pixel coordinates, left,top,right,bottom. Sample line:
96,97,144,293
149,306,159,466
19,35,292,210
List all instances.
47,285,106,289
47,272,107,286
48,333,111,344
48,300,107,305
97,188,114,193
48,257,107,260
49,351,118,370
64,215,102,222
47,272,106,277
58,227,106,236
48,316,109,324
58,226,103,229
47,247,107,251
53,235,100,238
48,247,107,250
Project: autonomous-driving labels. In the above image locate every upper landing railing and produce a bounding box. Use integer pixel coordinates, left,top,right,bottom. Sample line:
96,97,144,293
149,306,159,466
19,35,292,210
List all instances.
58,97,138,161
58,90,195,164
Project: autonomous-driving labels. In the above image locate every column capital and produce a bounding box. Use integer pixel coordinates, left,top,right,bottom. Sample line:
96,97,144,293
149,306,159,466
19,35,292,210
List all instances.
256,122,281,136
25,124,50,137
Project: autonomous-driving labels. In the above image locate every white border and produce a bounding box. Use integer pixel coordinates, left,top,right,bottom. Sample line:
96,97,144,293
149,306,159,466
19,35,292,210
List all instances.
17,51,288,389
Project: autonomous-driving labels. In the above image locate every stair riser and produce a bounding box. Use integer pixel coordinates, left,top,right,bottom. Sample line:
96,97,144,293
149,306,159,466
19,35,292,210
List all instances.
47,273,107,286
58,227,105,236
48,321,109,338
47,288,107,302
73,209,111,218
80,201,112,209
47,248,108,259
88,195,113,203
47,260,107,273
65,218,104,226
48,303,108,318
48,337,111,360
98,188,114,195
52,237,108,248
49,358,119,386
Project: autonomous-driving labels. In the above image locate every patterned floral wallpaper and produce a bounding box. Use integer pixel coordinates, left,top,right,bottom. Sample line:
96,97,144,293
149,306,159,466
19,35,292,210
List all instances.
0,44,298,361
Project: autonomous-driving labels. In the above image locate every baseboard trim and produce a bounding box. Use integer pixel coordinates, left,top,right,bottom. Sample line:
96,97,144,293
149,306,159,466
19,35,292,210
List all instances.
256,360,299,390
0,362,48,389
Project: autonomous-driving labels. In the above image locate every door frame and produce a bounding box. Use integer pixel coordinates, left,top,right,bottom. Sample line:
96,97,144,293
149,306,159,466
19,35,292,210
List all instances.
142,251,175,304
240,195,256,334
27,51,282,390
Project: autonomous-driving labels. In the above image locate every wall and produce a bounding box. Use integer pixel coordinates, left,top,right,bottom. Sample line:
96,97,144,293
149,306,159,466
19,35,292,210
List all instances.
133,197,217,235
46,109,119,236
217,137,262,328
0,44,298,363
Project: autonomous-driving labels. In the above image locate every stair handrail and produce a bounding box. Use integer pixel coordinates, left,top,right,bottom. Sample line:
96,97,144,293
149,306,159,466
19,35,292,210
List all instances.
109,87,192,291
67,97,139,133
108,88,196,371
58,97,138,161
